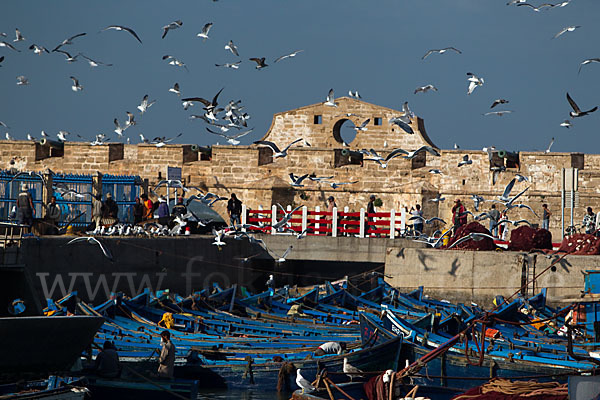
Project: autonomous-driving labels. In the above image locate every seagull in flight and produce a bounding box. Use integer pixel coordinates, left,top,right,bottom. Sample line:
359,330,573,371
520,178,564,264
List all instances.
422,47,462,60
389,116,413,134
274,49,303,63
57,131,70,142
483,110,513,116
448,233,496,249
54,49,79,62
162,55,188,72
409,216,446,225
329,180,359,189
354,118,370,132
516,3,554,11
578,58,600,75
249,57,268,69
69,76,82,91
467,72,484,95
289,173,309,187
80,53,112,67
16,75,29,85
151,133,182,148
268,245,293,263
137,94,156,114
215,61,242,69
197,23,213,40
52,32,87,51
224,40,239,56
545,137,554,153
65,237,113,261
162,20,183,39
414,84,437,94
29,44,50,55
13,28,25,42
553,25,581,39
0,121,8,129
428,194,446,203
169,83,180,96
206,127,253,145
566,92,597,118
254,138,302,158
429,169,443,175
0,41,20,52
458,154,472,167
404,146,441,160
324,88,338,107
0,56,3,66
491,99,509,109
102,25,142,44
560,119,572,129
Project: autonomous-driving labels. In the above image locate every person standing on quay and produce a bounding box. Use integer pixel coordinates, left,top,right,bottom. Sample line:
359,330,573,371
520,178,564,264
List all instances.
92,194,103,228
583,207,596,235
45,195,61,234
132,197,144,224
16,184,34,226
367,195,377,236
157,331,175,379
451,199,466,234
141,194,153,221
227,193,242,227
488,204,500,237
327,196,337,236
411,204,424,235
541,204,551,231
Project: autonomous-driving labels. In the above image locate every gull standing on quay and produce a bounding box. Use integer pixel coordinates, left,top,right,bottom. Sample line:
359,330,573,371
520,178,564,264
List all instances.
348,90,361,99
102,25,142,44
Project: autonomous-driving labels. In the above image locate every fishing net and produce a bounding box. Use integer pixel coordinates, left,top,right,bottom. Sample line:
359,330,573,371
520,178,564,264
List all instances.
445,222,496,251
451,378,567,400
507,226,552,251
557,233,600,255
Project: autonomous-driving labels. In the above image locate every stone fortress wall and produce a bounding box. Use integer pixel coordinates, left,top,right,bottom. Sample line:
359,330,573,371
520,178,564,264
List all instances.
2,97,598,240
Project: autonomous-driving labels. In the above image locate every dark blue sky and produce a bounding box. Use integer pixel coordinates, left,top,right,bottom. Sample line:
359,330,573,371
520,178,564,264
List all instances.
1,0,598,152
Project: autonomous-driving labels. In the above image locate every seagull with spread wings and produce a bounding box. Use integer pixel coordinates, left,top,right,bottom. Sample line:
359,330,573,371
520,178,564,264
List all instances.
54,49,79,62
151,133,183,148
274,49,303,63
224,40,239,56
52,32,87,51
80,53,112,67
553,25,581,39
162,54,188,72
13,28,25,42
29,44,49,55
448,232,496,249
491,99,509,108
354,118,370,132
422,47,462,60
484,110,513,116
169,82,180,96
467,72,484,95
137,94,156,115
414,84,437,94
0,41,20,52
578,58,600,75
197,23,213,40
288,173,309,188
70,76,82,92
102,25,142,44
566,92,597,118
249,57,268,69
215,61,241,69
162,20,183,39
65,237,113,261
324,88,337,107
458,154,473,167
404,146,441,159
254,138,302,159
206,127,252,145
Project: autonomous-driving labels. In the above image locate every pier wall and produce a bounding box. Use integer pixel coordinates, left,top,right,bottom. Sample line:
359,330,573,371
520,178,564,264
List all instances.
384,247,600,307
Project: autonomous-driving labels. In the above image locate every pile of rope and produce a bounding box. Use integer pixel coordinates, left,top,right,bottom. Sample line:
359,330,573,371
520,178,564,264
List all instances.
507,226,552,251
451,378,567,400
557,233,600,255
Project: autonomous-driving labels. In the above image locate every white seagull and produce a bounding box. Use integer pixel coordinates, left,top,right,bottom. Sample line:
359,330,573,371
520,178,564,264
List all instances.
545,137,554,153
324,88,338,107
566,92,597,118
295,369,314,394
348,90,361,99
491,99,509,109
13,28,25,42
80,53,113,67
578,58,600,75
162,55,188,72
29,44,50,55
224,40,239,56
52,32,87,51
70,76,83,91
288,173,309,187
197,23,213,40
354,118,370,132
206,127,253,145
162,20,183,39
467,72,484,95
483,110,513,117
65,237,113,261
5,133,14,140
458,154,473,167
16,76,29,85
343,358,364,381
137,94,156,115
253,138,302,159
422,47,462,60
553,25,581,39
560,120,572,129
54,50,79,62
414,84,438,94
274,49,303,63
102,25,142,44
215,61,242,69
57,131,70,142
0,41,20,52
249,57,268,69
169,83,180,96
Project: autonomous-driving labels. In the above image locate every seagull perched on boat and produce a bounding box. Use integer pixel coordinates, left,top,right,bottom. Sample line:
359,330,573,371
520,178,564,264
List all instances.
421,47,462,60
296,369,314,394
578,58,600,75
162,20,183,39
324,88,338,107
16,76,29,86
52,32,86,52
215,61,241,69
414,84,438,94
101,25,142,44
467,72,484,95
69,76,82,92
566,92,597,118
254,138,302,159
169,83,180,96
224,40,239,56
484,110,513,117
29,44,50,55
491,99,509,109
348,90,361,99
65,237,113,261
206,127,252,145
448,233,496,249
452,155,471,168
137,95,156,115
197,22,213,40
274,49,303,63
249,57,268,69
553,25,581,39
289,173,309,187
343,358,364,381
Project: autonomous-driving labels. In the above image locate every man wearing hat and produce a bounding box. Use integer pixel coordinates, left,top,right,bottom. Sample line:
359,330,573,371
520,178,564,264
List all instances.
452,198,467,234
16,184,34,226
102,193,119,220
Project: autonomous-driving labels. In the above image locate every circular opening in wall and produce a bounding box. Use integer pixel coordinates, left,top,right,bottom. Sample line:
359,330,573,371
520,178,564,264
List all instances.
333,119,357,145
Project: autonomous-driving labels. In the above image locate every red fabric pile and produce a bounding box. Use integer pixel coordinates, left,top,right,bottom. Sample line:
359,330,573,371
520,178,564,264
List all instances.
507,226,552,251
445,222,496,251
557,233,600,255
